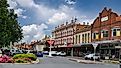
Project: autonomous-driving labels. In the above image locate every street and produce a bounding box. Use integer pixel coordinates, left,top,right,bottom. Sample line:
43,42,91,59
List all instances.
0,56,119,68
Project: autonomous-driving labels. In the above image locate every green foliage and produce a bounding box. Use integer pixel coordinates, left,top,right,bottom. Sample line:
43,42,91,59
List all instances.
15,59,28,63
13,54,37,61
0,0,23,47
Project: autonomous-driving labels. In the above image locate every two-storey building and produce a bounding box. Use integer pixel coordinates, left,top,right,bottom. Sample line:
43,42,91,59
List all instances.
91,7,121,59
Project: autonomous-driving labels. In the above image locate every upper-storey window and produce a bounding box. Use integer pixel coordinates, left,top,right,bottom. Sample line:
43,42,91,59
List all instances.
85,33,87,43
93,32,99,39
101,30,108,38
112,28,120,37
88,33,90,43
82,34,84,43
76,35,78,44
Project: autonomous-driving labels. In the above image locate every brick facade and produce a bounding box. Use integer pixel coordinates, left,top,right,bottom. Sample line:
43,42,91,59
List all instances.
91,7,121,42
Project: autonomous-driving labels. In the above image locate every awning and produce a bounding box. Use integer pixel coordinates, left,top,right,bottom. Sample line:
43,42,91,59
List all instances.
67,44,73,47
92,40,121,44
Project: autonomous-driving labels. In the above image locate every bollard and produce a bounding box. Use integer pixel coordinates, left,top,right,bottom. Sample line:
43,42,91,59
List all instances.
119,60,121,68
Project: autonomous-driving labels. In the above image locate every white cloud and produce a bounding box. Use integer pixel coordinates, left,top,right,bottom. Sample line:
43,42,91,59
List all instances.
21,24,48,43
16,0,38,8
65,0,76,5
8,0,93,43
48,12,68,25
14,0,83,24
47,5,82,25
14,8,27,19
7,0,17,9
7,0,27,19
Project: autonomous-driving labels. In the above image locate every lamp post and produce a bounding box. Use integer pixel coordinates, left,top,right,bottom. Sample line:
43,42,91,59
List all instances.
119,43,121,68
92,43,98,62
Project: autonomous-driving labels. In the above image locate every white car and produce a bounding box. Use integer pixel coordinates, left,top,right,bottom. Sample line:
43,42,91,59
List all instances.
49,51,57,56
56,51,66,56
84,53,100,60
0,50,2,57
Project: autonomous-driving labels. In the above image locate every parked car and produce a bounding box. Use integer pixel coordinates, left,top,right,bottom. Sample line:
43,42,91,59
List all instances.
49,51,57,56
0,50,2,57
4,49,11,56
43,51,49,55
26,50,34,54
84,53,100,61
56,51,66,56
10,49,23,56
35,51,43,57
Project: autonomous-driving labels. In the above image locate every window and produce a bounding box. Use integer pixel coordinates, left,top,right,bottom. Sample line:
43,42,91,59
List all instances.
112,28,120,36
76,35,78,44
88,33,90,43
93,32,99,39
93,33,96,39
79,35,80,43
101,30,108,37
113,29,116,36
85,34,87,43
82,34,84,43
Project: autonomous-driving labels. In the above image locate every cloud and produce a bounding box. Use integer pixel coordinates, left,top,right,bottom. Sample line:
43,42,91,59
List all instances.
7,0,27,19
47,5,82,25
8,0,94,43
14,8,27,19
65,0,76,5
12,0,89,25
21,24,48,43
47,12,68,25
16,0,39,8
7,0,17,9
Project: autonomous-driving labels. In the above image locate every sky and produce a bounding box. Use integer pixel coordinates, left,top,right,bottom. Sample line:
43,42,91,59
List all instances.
7,0,121,43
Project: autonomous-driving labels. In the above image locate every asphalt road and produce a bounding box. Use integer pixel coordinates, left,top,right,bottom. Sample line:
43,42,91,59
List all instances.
0,56,119,68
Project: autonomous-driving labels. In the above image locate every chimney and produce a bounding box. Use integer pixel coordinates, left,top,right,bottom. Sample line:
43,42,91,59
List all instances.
66,21,68,25
99,13,102,17
104,7,107,10
74,18,77,22
109,8,112,12
87,22,89,25
83,22,85,25
71,19,74,23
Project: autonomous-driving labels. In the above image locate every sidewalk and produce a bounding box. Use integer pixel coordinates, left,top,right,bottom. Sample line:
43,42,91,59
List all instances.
101,60,119,64
66,56,102,64
66,56,119,64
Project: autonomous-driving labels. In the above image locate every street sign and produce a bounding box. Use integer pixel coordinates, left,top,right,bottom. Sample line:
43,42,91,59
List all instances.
47,40,54,45
92,43,98,49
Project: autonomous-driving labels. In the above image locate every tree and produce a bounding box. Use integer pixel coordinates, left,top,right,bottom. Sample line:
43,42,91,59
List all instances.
0,0,23,47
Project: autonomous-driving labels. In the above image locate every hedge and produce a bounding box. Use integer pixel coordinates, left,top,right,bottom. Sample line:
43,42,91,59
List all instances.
13,53,37,61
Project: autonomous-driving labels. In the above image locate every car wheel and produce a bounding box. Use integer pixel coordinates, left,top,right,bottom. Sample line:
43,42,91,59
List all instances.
97,58,100,61
85,57,88,60
91,57,93,60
